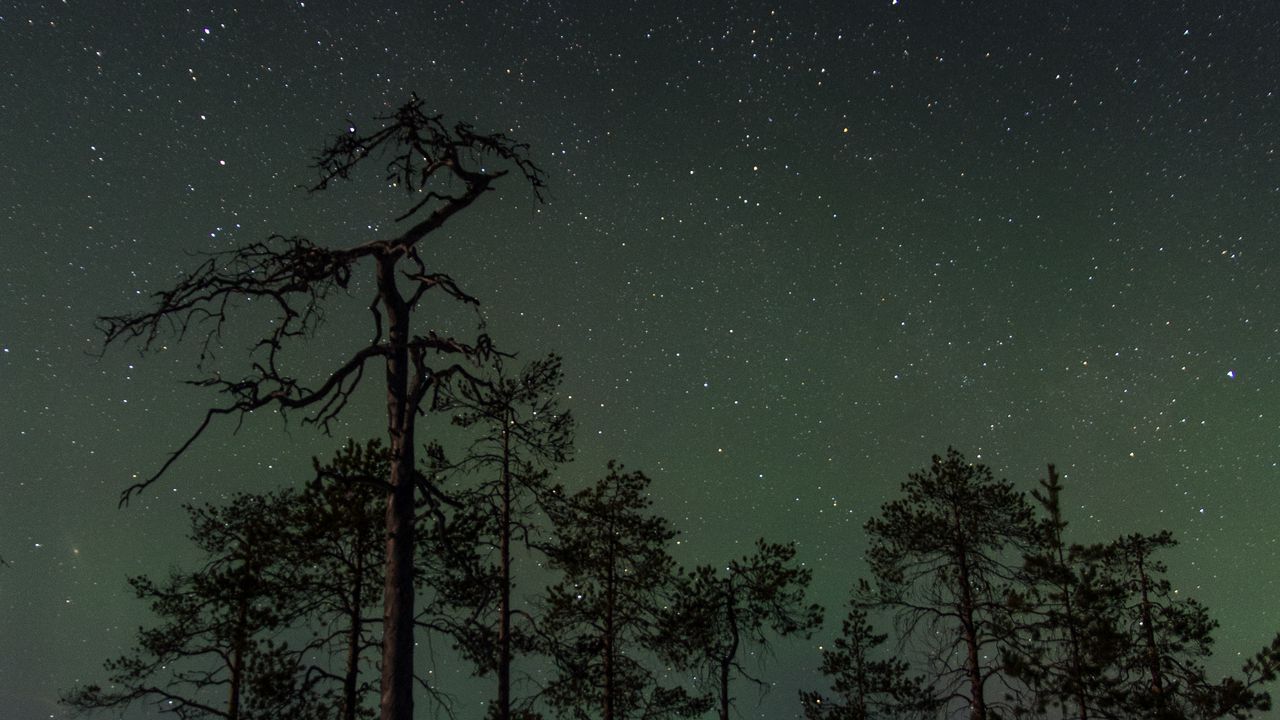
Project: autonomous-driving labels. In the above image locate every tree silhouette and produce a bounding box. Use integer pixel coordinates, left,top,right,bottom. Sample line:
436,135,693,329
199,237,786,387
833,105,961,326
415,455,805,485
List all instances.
540,462,710,720
1093,531,1276,719
859,448,1039,720
799,606,938,720
670,539,823,720
96,96,545,720
1007,521,1279,720
291,440,390,720
1002,465,1125,720
434,353,574,720
296,438,497,718
1213,635,1280,719
62,494,318,719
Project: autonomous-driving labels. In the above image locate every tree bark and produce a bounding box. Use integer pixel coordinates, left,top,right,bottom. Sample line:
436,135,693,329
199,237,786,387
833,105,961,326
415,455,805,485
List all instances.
380,253,416,720
228,586,247,720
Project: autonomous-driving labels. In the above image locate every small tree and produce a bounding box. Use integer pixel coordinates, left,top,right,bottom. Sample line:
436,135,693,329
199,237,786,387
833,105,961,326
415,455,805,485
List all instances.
860,448,1039,720
540,462,710,720
435,353,574,720
1002,465,1125,720
292,440,390,720
63,494,318,719
799,606,938,720
1093,532,1276,719
97,97,546,720
671,539,823,720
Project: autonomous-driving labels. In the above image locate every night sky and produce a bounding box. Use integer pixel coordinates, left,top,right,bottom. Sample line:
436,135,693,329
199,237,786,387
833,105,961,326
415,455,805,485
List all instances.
2,1,1279,718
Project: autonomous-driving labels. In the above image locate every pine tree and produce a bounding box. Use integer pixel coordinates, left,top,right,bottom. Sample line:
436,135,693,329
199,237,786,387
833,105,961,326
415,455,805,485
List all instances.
860,448,1039,720
799,607,938,720
1003,469,1280,720
670,539,823,720
96,96,547,720
1003,465,1124,720
540,461,710,720
290,440,391,720
1092,531,1272,719
62,493,321,719
434,354,574,720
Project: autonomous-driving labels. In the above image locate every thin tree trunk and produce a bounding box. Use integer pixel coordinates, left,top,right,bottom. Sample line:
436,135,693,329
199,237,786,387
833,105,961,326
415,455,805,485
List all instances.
380,254,416,720
952,512,986,720
497,417,512,720
1045,466,1090,720
854,632,869,718
718,580,738,720
603,526,616,720
1135,548,1164,698
228,586,248,720
958,569,986,720
342,539,366,720
1055,536,1089,719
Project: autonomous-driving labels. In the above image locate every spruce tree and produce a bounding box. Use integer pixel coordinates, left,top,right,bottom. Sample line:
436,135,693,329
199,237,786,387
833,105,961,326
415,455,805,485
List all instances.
1003,465,1124,720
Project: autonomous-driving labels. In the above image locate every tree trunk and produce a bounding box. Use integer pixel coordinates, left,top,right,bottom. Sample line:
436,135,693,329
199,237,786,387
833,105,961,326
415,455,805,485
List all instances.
603,524,616,720
342,537,366,720
497,417,512,720
380,254,416,720
1135,547,1164,698
228,585,248,720
853,632,869,719
953,523,986,720
718,579,738,720
1055,537,1089,720
1045,467,1090,720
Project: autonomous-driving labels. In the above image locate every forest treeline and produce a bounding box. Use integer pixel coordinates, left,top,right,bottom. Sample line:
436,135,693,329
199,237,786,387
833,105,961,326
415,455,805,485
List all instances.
71,98,1280,720
63,431,1280,720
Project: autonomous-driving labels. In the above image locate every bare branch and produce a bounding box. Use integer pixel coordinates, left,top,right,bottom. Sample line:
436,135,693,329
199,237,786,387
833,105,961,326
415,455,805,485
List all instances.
118,342,384,507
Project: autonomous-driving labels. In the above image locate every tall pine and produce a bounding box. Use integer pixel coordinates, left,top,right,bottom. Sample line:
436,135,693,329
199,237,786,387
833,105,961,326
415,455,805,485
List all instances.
860,448,1039,720
435,354,573,720
540,462,709,720
1003,465,1124,720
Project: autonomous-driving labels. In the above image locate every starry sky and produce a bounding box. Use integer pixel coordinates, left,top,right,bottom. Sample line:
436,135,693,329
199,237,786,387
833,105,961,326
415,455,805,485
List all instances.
2,1,1279,718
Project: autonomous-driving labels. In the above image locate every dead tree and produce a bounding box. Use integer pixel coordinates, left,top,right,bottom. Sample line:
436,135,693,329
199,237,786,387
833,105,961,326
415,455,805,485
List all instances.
97,96,545,720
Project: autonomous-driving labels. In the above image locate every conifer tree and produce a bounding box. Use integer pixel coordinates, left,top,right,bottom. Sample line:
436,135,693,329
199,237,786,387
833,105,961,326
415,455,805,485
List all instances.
670,539,823,720
291,440,390,720
1092,531,1276,719
1003,465,1124,720
434,354,574,720
860,448,1039,720
799,607,937,720
540,462,710,720
62,493,320,719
